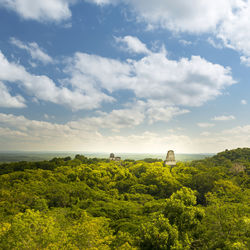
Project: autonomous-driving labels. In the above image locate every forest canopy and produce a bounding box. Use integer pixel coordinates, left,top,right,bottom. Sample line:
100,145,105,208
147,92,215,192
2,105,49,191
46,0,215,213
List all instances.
0,148,249,249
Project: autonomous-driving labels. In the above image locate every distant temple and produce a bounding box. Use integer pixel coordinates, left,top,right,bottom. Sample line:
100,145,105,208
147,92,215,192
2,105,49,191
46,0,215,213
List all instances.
110,153,115,160
109,153,121,161
164,150,176,166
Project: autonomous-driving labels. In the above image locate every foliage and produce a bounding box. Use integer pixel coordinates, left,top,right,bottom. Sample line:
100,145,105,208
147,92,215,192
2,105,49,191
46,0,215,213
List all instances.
0,148,249,249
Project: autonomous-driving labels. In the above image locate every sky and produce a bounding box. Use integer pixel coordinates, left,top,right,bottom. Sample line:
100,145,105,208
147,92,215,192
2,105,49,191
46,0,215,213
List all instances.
0,0,250,153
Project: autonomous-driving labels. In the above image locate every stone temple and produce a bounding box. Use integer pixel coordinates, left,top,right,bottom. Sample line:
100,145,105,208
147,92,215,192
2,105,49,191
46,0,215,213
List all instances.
164,150,176,166
110,153,115,161
109,153,121,161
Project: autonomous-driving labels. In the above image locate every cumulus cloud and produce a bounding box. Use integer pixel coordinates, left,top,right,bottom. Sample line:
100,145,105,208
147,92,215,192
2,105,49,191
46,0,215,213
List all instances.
65,51,132,93
0,112,192,152
128,0,234,33
2,112,250,153
0,81,26,108
217,1,250,65
69,106,145,132
0,113,89,150
10,37,53,64
0,34,237,114
145,102,189,124
0,51,113,110
129,54,234,106
1,112,250,153
0,0,72,23
87,0,233,32
87,0,250,64
129,0,250,65
66,37,235,109
240,56,250,67
212,115,235,121
115,36,150,55
3,0,250,63
70,101,188,129
0,126,27,138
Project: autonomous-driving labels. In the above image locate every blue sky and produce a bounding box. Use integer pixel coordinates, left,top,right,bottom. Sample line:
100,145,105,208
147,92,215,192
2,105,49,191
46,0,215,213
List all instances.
0,0,250,153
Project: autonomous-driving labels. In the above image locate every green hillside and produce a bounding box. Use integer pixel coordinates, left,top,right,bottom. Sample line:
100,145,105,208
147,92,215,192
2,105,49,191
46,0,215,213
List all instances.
0,149,249,249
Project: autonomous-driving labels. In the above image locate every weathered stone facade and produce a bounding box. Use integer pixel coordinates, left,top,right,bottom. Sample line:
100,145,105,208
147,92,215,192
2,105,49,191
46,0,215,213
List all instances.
109,153,121,161
164,150,176,166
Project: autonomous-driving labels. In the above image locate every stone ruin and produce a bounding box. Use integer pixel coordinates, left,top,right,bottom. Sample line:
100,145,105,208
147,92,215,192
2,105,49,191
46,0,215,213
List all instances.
164,150,176,166
109,153,121,161
109,150,176,165
110,153,115,160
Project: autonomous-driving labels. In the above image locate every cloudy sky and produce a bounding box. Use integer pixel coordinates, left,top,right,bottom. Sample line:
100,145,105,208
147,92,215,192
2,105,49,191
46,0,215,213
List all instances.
0,0,250,153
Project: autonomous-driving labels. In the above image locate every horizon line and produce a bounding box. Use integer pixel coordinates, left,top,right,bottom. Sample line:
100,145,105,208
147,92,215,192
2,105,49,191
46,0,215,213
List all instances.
0,150,216,155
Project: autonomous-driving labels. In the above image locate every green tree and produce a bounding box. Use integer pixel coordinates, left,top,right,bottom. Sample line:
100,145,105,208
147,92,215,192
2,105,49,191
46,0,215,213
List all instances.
138,214,182,250
164,187,204,248
0,209,65,249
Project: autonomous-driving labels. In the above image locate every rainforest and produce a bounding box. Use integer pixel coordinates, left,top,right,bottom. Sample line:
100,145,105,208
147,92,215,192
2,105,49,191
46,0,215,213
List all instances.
0,148,249,249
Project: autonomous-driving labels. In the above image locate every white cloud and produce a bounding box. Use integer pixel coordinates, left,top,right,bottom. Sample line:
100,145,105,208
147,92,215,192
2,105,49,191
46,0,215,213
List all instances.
240,56,250,67
0,81,26,108
192,127,250,153
0,112,192,152
3,0,250,64
66,37,235,109
129,53,235,106
129,0,233,33
0,113,90,150
1,112,250,153
130,0,250,64
0,51,113,110
0,126,28,138
0,34,237,113
223,125,250,136
212,115,235,121
69,106,145,132
115,36,150,54
217,1,250,65
125,1,250,65
0,0,72,23
10,37,53,64
65,51,132,93
71,101,189,128
122,100,189,124
89,0,233,33
197,123,215,128
2,0,250,64
87,1,250,64
241,99,247,105
179,39,192,46
146,102,189,124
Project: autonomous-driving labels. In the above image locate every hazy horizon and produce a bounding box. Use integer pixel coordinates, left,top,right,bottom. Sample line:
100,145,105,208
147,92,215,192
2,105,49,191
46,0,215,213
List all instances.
0,151,214,162
0,150,215,154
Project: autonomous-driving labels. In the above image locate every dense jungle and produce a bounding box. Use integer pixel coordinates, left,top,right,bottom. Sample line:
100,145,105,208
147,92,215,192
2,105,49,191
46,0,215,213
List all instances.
0,148,249,249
